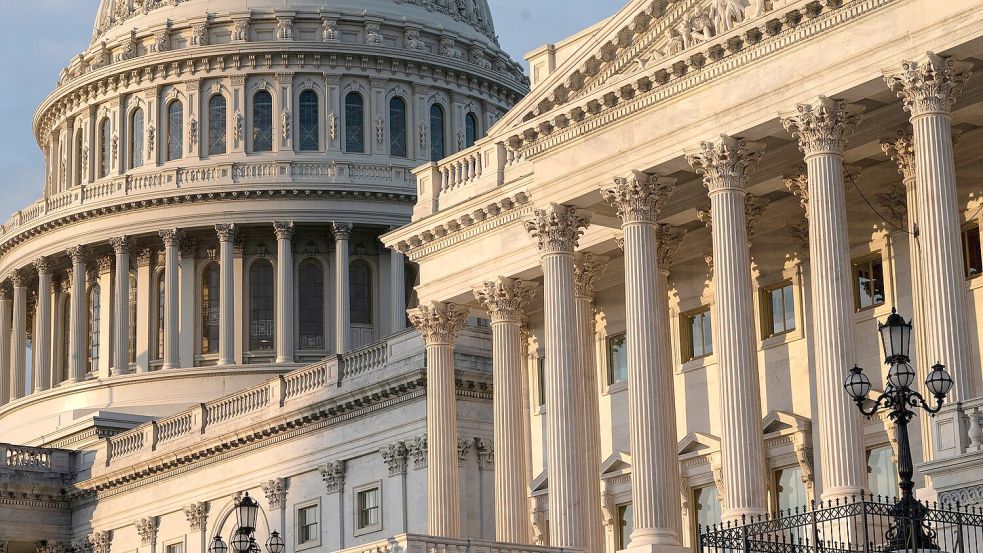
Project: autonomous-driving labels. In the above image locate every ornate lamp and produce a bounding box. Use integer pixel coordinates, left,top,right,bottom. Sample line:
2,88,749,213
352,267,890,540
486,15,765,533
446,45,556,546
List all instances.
878,308,912,364
843,366,872,403
887,362,917,390
236,492,260,534
208,536,228,553
265,532,285,553
925,363,954,399
230,531,251,553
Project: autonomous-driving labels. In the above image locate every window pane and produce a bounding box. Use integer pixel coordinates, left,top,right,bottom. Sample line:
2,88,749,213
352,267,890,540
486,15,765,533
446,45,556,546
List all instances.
100,119,112,178
871,259,885,306
608,333,628,385
249,260,275,351
208,95,227,156
770,288,784,335
201,264,220,353
167,101,183,161
358,488,380,529
537,357,547,407
855,260,874,309
690,314,703,358
775,466,807,513
345,93,364,153
299,259,325,350
88,285,101,373
465,113,478,148
299,505,318,543
703,311,713,355
617,504,633,550
298,90,319,151
695,486,722,529
350,260,371,325
390,97,407,158
867,446,897,499
253,91,273,152
430,104,445,161
74,130,84,185
783,284,795,332
964,227,983,277
131,109,144,169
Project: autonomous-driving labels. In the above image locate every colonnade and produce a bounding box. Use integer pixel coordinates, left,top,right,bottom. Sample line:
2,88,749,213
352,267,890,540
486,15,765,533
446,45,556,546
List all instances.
409,52,975,551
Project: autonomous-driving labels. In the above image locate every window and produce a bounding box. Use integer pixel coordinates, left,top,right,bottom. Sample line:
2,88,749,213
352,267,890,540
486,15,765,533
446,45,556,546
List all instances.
389,97,407,158
607,333,628,385
128,273,137,364
249,260,275,351
253,91,274,152
298,259,325,350
201,263,220,354
155,272,165,361
465,112,479,149
167,100,183,161
165,544,183,553
773,466,807,513
131,108,144,169
693,486,722,536
350,260,372,325
88,284,101,373
537,357,547,408
430,104,445,161
356,485,382,532
962,225,982,278
297,504,319,545
74,129,84,186
298,90,319,151
99,118,112,178
683,307,713,361
208,95,227,156
762,282,795,338
617,503,633,550
345,92,365,153
867,446,897,499
852,255,885,310
61,293,71,377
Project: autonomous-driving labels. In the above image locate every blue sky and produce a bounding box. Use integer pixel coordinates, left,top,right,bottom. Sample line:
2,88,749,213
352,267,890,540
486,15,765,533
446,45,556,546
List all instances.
0,1,618,221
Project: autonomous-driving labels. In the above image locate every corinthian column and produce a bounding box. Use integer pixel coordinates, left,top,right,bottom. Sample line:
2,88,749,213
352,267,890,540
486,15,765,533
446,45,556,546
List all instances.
333,223,352,354
686,136,768,519
67,246,88,382
408,301,469,538
782,97,866,498
0,282,11,404
274,221,295,364
9,270,27,400
160,230,181,370
215,224,238,366
602,174,685,550
34,258,53,391
886,53,975,409
474,278,536,544
524,203,591,550
110,236,130,376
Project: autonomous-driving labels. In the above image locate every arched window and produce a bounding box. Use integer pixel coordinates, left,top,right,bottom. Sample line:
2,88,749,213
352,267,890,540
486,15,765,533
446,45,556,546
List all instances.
298,259,325,350
298,90,320,151
430,104,445,161
389,97,407,158
128,273,137,364
208,95,228,156
465,112,479,149
201,263,220,354
345,92,365,153
131,109,144,169
61,293,71,379
253,91,274,152
350,260,372,325
155,271,165,361
88,284,101,373
167,100,183,161
249,260,275,351
99,118,112,178
74,129,84,186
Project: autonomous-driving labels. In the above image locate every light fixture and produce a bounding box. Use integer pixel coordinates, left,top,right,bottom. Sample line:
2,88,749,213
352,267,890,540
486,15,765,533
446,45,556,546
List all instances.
925,363,954,398
236,492,260,534
843,366,872,402
878,308,912,364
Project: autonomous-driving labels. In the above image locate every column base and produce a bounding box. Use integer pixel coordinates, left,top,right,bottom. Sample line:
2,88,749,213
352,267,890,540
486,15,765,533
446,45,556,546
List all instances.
274,356,293,364
618,542,689,553
820,486,864,502
722,507,768,524
162,363,178,371
216,358,235,366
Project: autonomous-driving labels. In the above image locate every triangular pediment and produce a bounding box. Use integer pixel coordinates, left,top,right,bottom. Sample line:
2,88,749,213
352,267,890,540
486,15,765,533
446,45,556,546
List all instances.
762,410,812,436
677,431,721,457
600,451,633,476
530,470,549,493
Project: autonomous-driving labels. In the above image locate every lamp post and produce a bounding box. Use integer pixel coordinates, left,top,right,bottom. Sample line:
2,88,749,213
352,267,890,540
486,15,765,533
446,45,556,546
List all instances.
843,309,953,551
208,493,286,553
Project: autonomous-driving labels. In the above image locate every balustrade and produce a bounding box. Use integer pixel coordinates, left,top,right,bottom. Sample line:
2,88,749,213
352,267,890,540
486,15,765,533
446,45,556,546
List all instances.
342,341,389,379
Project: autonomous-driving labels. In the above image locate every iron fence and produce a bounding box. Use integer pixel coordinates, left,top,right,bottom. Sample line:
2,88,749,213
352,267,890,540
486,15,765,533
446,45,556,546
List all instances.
698,492,983,553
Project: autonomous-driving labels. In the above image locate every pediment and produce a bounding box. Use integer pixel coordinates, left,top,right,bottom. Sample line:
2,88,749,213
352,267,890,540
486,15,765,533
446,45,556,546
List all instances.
762,410,811,436
677,431,721,456
600,451,633,476
530,470,549,493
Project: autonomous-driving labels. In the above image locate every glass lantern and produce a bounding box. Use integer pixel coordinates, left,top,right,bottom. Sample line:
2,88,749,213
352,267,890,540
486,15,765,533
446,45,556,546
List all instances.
844,366,872,402
925,363,954,398
236,493,260,534
887,362,917,390
208,537,228,553
878,308,912,364
266,531,286,553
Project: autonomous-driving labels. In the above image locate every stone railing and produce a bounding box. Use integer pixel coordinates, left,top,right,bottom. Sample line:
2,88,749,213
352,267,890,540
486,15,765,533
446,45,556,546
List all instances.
335,534,581,553
413,140,526,218
341,341,389,380
3,444,52,469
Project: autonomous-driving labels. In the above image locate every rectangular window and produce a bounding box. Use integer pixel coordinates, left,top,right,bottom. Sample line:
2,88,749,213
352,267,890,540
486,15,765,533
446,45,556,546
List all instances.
853,255,885,311
773,466,807,514
356,486,381,533
537,357,547,408
617,503,633,550
762,282,795,338
962,225,983,278
298,504,319,545
867,446,898,499
165,544,183,553
693,485,722,542
607,333,628,385
683,307,713,361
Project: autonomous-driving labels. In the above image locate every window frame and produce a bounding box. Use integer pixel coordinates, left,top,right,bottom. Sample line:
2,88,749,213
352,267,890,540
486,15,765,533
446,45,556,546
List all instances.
354,482,383,536
165,99,184,162
606,332,628,387
851,253,886,312
536,356,547,409
616,502,633,551
295,498,322,550
99,117,112,179
252,89,275,153
153,267,165,363
199,261,221,356
681,306,713,362
465,112,479,149
344,91,366,154
207,93,228,157
297,89,321,152
87,283,101,374
247,258,276,353
297,257,326,352
163,538,186,553
429,103,446,161
691,484,723,546
866,445,898,500
350,258,373,326
771,465,808,515
760,280,796,340
130,107,145,170
389,96,408,158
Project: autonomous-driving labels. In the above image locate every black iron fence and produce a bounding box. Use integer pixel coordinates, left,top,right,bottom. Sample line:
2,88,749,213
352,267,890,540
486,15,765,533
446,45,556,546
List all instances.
698,492,983,553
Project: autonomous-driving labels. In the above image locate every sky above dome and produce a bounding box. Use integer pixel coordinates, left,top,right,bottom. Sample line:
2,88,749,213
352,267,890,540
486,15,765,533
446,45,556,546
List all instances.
0,1,618,222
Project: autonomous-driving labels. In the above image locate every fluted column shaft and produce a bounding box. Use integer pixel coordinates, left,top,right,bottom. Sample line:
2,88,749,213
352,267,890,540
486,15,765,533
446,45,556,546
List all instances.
10,272,27,400
525,204,590,550
274,221,295,364
0,285,11,404
216,224,237,366
111,237,130,375
334,223,352,354
409,301,469,538
161,230,181,370
687,138,768,519
34,260,53,391
68,247,87,382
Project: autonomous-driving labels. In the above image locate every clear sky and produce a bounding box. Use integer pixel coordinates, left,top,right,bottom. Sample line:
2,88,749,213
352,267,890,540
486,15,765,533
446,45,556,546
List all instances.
0,1,618,222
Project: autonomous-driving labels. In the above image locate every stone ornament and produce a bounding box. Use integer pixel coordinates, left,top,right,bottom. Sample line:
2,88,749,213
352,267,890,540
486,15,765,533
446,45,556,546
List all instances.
38,542,70,553
473,277,535,323
332,222,353,241
215,224,238,242
886,52,973,116
880,130,916,182
183,502,208,531
573,253,607,300
190,24,208,46
34,257,53,276
456,436,472,466
473,437,493,470
655,224,687,271
109,236,130,254
321,19,339,42
685,135,764,193
407,435,427,469
408,301,469,345
276,17,294,41
783,169,809,214
380,442,409,476
261,478,288,510
318,460,345,493
524,203,590,254
781,96,861,156
135,516,157,546
365,23,384,45
601,171,675,224
232,18,250,42
160,228,183,247
90,532,111,553
273,221,295,241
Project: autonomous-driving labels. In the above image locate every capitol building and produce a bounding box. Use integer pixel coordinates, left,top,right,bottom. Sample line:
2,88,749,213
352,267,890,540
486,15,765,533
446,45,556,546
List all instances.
3,0,983,552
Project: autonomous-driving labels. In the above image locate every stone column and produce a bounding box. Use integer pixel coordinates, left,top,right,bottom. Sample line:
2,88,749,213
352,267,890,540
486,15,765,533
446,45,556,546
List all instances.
408,301,469,538
886,53,975,406
573,253,606,553
67,246,87,382
390,244,407,335
686,136,768,519
33,258,53,392
602,174,686,550
160,230,181,370
474,278,536,544
333,222,352,354
110,236,130,376
0,282,11,404
782,97,867,498
274,221,295,364
9,270,27,400
524,203,591,550
215,224,238,366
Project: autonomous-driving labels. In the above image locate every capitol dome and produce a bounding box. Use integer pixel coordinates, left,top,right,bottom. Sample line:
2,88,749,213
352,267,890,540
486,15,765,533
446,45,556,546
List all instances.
0,0,527,445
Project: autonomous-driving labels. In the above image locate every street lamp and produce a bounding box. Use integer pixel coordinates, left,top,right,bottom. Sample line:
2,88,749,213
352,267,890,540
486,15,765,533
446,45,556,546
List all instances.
208,493,286,553
843,308,953,551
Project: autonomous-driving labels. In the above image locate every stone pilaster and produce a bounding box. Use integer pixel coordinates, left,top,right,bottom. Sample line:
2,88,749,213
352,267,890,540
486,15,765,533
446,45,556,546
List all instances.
274,221,295,364
33,257,53,392
9,269,27,400
524,203,591,550
215,224,238,365
389,233,407,335
686,136,768,519
109,236,130,375
602,173,686,549
67,246,88,382
409,301,469,538
474,278,536,544
782,96,866,498
160,230,182,370
333,222,352,354
0,282,11,405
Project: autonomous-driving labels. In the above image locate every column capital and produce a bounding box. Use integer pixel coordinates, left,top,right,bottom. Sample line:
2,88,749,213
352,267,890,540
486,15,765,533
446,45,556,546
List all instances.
600,171,675,224
656,224,687,271
159,228,184,247
214,223,238,243
109,236,130,255
9,268,28,288
67,245,87,265
333,222,353,241
0,280,11,300
97,255,114,274
524,203,590,254
783,169,809,214
880,130,916,183
886,52,973,116
474,277,536,323
685,135,764,193
183,502,209,532
135,248,154,268
573,253,607,300
33,257,53,276
781,96,861,156
273,221,296,241
409,301,469,346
